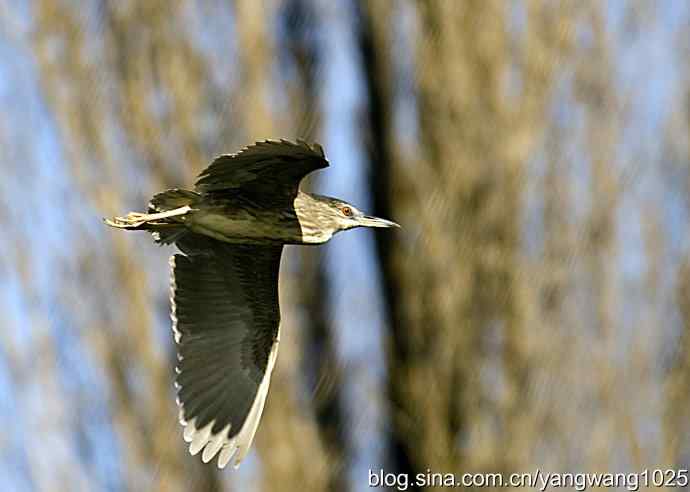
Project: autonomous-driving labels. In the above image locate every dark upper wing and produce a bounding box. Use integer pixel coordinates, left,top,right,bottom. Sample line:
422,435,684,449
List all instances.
170,234,282,468
194,139,328,201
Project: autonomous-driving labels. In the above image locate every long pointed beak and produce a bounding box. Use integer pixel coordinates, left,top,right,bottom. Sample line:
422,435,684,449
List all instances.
358,215,400,228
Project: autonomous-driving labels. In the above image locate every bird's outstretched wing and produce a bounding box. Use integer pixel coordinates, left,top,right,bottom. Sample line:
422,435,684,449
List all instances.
170,234,282,468
195,139,328,202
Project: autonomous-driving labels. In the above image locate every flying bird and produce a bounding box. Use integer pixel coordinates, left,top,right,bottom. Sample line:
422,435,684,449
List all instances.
105,139,398,469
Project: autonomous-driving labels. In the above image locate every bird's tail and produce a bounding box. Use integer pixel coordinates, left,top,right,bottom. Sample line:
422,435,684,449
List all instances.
104,189,199,245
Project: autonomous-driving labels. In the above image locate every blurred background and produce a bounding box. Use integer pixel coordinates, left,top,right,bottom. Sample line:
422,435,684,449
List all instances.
1,1,690,491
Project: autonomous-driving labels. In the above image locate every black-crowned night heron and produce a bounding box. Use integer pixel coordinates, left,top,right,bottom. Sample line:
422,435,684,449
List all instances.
105,139,398,469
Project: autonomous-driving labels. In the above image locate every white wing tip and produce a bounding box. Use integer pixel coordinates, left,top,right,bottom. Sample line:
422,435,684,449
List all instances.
181,417,237,467
176,332,281,469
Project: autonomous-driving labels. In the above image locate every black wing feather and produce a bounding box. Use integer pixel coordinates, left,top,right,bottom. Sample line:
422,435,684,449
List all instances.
194,139,328,200
170,234,282,466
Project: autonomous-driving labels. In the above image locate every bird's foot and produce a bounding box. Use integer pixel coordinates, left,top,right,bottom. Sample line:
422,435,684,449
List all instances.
104,206,191,229
103,212,148,229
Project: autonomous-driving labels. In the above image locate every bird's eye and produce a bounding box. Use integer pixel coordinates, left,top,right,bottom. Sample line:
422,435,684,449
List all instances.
341,206,353,217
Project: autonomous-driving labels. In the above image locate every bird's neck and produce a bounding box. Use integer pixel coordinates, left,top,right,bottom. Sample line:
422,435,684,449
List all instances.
293,192,335,245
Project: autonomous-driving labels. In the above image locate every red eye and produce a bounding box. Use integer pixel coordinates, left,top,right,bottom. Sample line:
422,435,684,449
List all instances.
341,206,353,217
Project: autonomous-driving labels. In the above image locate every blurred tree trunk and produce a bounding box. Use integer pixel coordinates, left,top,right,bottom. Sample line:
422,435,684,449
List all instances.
663,81,690,466
32,1,224,490
667,259,690,465
358,0,578,484
282,1,350,491
574,5,627,471
353,0,413,482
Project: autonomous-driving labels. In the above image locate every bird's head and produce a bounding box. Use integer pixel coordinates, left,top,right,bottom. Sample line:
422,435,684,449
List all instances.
297,193,399,243
328,198,400,231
